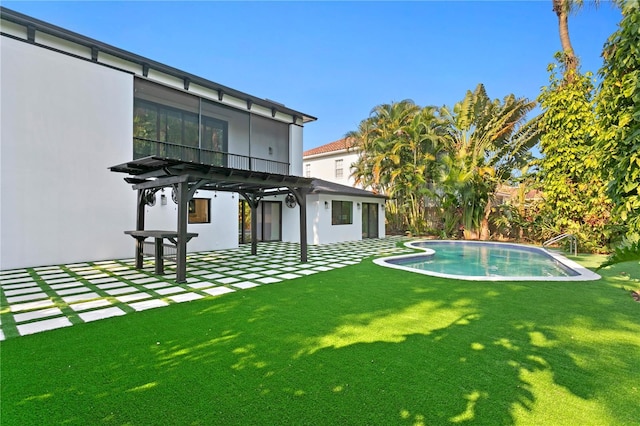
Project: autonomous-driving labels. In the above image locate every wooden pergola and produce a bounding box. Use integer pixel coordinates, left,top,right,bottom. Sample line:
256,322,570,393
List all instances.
110,156,313,282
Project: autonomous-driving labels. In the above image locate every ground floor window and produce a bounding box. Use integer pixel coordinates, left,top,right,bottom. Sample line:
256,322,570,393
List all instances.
332,200,353,225
189,198,210,223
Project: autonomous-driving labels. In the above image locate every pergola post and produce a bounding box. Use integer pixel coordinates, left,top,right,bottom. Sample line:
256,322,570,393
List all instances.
293,188,308,263
176,181,189,283
135,189,146,269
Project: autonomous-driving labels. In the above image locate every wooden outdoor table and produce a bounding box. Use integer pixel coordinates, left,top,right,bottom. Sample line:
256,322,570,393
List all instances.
125,230,198,275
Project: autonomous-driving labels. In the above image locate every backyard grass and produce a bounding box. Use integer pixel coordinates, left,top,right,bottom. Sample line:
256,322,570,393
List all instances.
1,255,638,425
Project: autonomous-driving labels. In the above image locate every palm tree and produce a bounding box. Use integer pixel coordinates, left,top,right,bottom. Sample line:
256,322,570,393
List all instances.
438,84,540,239
552,0,599,79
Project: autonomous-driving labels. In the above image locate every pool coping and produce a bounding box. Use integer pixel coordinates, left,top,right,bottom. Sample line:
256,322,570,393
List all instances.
373,240,602,282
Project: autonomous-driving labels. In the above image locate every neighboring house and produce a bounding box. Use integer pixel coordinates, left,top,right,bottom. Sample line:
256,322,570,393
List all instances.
0,8,385,271
303,137,361,188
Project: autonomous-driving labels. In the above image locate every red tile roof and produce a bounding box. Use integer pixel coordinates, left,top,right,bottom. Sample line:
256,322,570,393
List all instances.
303,137,357,157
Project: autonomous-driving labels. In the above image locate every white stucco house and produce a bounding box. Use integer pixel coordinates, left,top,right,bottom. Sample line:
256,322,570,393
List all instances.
303,137,361,188
0,8,385,272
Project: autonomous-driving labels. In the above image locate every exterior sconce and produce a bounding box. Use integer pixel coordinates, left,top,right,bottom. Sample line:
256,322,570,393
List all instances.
160,194,167,205
381,203,385,210
357,203,361,209
268,147,273,155
324,201,329,209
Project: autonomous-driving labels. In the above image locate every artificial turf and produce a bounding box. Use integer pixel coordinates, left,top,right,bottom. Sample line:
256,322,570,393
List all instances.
1,256,638,425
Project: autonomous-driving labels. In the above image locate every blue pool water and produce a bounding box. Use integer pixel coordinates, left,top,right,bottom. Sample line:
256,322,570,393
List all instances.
374,241,600,281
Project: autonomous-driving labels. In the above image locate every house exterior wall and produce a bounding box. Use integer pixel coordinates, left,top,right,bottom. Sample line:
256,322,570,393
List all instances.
303,150,360,187
0,37,135,269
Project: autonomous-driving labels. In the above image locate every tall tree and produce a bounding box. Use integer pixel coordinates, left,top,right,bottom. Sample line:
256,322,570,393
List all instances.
537,59,612,251
595,2,640,239
438,84,539,239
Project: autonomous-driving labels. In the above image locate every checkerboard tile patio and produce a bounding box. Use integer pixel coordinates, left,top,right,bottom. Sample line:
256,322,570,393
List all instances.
0,237,411,340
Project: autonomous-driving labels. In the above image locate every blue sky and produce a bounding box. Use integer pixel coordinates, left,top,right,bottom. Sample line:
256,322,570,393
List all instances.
3,1,622,151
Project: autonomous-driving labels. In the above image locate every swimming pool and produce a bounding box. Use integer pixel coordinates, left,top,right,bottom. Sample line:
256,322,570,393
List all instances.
374,240,601,281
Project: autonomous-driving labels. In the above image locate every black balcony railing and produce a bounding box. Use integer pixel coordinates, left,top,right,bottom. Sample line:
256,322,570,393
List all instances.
134,137,290,175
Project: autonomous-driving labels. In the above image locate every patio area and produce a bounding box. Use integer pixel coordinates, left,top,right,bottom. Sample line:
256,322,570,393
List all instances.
0,237,411,340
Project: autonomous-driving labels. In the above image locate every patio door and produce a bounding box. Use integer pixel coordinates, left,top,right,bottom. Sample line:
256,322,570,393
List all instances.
239,200,282,243
362,202,379,239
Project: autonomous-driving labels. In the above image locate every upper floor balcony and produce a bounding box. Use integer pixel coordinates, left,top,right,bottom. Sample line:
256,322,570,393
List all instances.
134,137,290,175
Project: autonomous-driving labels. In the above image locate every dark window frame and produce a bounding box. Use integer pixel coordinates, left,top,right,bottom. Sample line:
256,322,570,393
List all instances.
331,200,353,225
188,198,211,224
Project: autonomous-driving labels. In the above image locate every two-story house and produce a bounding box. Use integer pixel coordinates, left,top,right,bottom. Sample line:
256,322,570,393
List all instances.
0,8,385,274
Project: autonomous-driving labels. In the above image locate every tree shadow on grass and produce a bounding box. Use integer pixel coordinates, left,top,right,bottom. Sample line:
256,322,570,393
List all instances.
2,262,639,425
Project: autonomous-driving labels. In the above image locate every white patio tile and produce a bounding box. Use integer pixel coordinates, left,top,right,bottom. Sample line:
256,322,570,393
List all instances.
82,273,110,280
232,281,260,290
255,277,282,284
313,266,334,272
295,269,319,276
78,307,126,322
62,292,100,303
1,282,38,291
328,263,348,268
124,274,148,280
45,277,76,284
143,282,171,290
88,277,118,284
116,292,152,303
3,286,44,296
50,282,84,290
216,277,240,284
96,282,127,290
260,269,281,276
169,293,204,303
10,299,55,312
188,282,216,289
6,292,49,303
239,273,262,279
188,270,210,275
128,299,169,311
17,317,73,336
70,299,112,311
203,287,235,297
277,273,301,280
203,273,224,280
56,287,92,296
1,277,36,285
105,287,137,296
154,286,185,295
14,307,63,323
131,277,160,285
39,273,72,280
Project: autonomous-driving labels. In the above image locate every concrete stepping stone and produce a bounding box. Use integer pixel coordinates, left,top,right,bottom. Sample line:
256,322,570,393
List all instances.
70,299,112,311
45,277,76,284
56,287,92,296
128,299,169,311
10,299,55,312
296,269,319,276
50,282,84,290
105,287,137,296
255,277,282,284
131,277,159,284
203,287,235,297
169,293,204,303
1,277,36,285
116,292,151,303
277,273,301,280
96,282,127,290
17,317,72,336
3,286,44,296
62,292,100,303
155,286,185,295
14,307,63,323
6,292,48,303
188,282,216,289
232,281,259,290
89,277,118,284
239,273,262,279
143,282,170,290
216,277,240,284
78,307,126,322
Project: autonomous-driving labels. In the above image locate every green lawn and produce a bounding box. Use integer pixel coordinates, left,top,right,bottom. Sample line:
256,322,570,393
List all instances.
1,256,638,425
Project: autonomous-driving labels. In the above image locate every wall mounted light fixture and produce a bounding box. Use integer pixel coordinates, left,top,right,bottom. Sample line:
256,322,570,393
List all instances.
324,201,329,209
